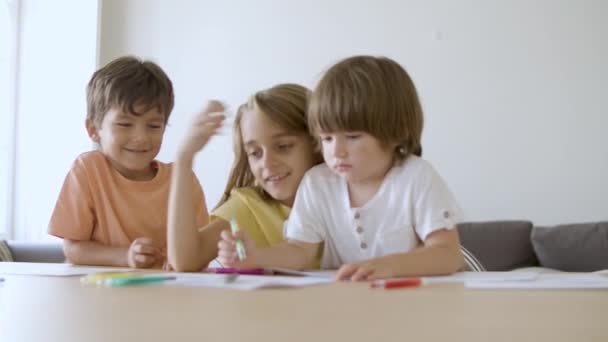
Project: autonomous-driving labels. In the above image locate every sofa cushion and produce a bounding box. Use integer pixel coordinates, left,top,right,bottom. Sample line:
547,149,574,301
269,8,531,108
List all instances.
6,241,65,263
457,221,537,271
532,222,608,272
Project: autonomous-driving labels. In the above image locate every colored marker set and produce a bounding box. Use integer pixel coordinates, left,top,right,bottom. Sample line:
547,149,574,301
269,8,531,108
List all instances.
81,272,176,287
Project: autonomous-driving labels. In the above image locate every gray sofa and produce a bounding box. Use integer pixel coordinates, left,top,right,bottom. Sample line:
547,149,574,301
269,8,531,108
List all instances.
3,221,607,271
458,220,608,272
4,241,65,263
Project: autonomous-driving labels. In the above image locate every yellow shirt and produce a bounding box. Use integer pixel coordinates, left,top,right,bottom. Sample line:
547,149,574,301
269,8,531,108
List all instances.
212,187,322,268
211,187,289,247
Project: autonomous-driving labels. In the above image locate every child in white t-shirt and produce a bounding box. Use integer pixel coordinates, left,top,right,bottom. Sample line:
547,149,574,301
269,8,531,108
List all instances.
218,55,464,281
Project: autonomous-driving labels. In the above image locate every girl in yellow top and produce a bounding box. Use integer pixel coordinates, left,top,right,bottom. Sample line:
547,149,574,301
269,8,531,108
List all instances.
167,84,322,271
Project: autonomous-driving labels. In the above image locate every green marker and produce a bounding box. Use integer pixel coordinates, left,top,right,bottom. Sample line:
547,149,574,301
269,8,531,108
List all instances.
103,275,176,287
230,218,247,261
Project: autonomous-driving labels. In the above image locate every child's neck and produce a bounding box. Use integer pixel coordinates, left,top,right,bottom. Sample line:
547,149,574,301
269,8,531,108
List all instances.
109,159,158,181
346,175,386,208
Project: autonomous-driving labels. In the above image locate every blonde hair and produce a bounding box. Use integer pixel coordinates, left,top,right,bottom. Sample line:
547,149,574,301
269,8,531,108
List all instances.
215,84,321,209
86,56,174,126
308,55,423,162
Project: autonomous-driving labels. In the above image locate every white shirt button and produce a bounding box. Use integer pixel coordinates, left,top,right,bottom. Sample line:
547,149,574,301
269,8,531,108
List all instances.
360,242,367,249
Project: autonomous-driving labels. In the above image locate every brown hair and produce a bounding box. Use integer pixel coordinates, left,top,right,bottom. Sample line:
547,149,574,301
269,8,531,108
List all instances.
86,56,174,126
308,55,423,162
215,83,321,209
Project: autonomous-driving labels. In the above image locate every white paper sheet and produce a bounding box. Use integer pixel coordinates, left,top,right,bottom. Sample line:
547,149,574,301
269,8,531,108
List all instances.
0,262,134,276
163,272,332,290
269,268,336,278
422,271,539,283
465,273,608,289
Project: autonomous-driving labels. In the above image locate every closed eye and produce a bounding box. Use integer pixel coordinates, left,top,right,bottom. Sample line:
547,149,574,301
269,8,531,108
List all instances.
277,143,294,151
247,150,262,158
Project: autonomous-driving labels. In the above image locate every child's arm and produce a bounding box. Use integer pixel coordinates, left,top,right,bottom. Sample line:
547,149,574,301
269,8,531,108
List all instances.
167,101,225,272
218,229,320,271
336,228,464,281
168,215,226,272
64,237,163,268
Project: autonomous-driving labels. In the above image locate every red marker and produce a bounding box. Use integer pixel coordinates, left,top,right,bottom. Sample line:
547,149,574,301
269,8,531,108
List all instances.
370,278,423,289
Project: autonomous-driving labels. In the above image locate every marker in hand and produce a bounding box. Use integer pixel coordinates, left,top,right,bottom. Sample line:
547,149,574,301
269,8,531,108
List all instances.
230,218,247,261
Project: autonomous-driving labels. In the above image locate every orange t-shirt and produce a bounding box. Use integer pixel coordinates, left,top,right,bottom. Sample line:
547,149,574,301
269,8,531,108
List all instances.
48,151,208,250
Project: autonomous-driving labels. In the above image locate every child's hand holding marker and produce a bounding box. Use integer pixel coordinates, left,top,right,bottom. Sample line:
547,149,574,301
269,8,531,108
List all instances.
217,219,258,268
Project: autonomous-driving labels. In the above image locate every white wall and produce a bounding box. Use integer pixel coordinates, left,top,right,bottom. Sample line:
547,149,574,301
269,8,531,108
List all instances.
12,0,99,240
99,0,608,226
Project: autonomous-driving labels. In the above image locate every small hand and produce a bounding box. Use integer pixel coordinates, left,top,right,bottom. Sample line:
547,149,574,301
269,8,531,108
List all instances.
217,228,259,269
127,238,163,268
178,100,226,159
162,259,174,271
336,258,395,281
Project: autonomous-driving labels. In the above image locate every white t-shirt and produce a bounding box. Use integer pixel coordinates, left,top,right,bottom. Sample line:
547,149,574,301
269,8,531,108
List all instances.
284,156,463,269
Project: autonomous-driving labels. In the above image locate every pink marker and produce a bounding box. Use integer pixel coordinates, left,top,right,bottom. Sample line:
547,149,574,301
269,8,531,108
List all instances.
206,267,272,276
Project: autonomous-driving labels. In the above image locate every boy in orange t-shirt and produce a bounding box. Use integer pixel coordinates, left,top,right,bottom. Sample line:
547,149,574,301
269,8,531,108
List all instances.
48,56,208,268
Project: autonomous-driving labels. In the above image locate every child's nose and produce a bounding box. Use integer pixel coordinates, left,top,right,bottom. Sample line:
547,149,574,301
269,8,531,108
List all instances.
261,151,279,168
332,140,347,158
132,126,150,142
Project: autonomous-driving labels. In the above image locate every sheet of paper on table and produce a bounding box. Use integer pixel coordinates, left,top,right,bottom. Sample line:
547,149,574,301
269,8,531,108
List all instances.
0,262,135,276
465,273,608,289
165,272,333,290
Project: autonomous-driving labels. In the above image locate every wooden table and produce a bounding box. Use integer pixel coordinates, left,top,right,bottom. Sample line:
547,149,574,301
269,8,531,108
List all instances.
0,272,606,342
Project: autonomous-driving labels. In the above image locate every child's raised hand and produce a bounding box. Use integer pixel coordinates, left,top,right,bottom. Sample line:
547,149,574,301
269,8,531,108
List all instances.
336,259,395,281
217,228,259,269
127,237,164,268
178,100,226,159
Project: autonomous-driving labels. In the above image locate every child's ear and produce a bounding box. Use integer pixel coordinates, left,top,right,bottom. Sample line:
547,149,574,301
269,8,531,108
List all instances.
85,118,100,143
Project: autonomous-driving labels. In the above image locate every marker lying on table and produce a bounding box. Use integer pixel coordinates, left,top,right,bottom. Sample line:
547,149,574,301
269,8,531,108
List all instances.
80,272,139,285
230,218,247,261
370,278,423,289
102,275,176,287
206,267,271,276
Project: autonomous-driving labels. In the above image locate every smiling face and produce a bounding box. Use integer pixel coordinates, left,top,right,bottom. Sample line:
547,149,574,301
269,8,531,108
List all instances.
240,109,316,207
86,103,166,181
319,131,395,187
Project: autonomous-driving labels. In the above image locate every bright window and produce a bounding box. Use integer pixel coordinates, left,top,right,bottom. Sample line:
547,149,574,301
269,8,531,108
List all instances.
0,0,16,238
0,0,98,240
